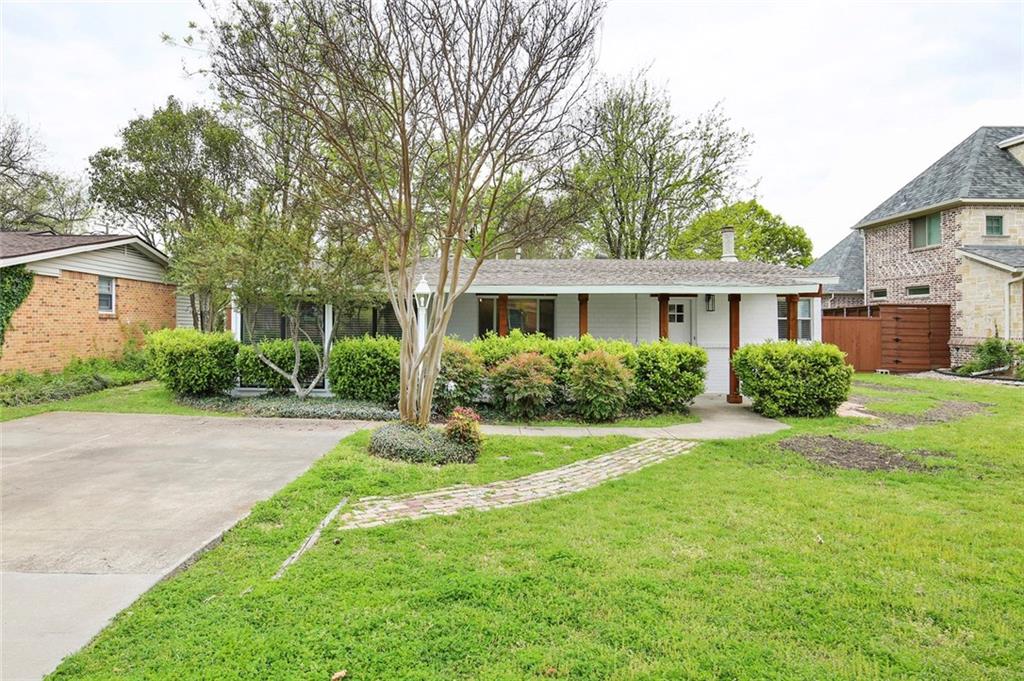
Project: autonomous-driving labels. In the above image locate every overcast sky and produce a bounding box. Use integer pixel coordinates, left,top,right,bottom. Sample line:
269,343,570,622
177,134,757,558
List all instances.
2,0,1021,255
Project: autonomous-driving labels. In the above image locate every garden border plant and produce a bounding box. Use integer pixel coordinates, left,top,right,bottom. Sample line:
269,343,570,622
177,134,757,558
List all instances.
732,340,853,418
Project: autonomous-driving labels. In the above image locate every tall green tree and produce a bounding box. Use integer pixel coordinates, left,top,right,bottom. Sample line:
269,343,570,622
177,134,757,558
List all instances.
565,77,752,259
669,200,813,267
1,117,91,233
88,97,248,329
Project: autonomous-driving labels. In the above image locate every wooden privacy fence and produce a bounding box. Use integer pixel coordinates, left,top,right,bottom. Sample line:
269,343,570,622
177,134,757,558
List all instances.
823,304,950,373
822,316,881,371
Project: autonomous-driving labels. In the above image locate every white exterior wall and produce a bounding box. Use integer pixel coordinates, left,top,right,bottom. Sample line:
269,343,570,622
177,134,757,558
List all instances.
176,294,194,329
442,291,816,395
26,244,167,283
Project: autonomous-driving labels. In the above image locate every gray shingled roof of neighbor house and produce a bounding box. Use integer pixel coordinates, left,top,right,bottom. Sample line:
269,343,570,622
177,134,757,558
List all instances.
0,231,132,259
417,257,832,291
855,126,1024,228
806,231,864,293
958,245,1024,271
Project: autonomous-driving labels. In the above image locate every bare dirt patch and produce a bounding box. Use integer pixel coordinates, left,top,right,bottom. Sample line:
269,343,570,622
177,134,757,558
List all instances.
779,435,946,472
863,400,991,430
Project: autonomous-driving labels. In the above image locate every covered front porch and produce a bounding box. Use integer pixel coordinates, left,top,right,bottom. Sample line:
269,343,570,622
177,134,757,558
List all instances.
442,287,824,400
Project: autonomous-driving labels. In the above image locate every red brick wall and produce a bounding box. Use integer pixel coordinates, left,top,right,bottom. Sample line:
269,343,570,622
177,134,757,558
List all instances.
0,271,176,374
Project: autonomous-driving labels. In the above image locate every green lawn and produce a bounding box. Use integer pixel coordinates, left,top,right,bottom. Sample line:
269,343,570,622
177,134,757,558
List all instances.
44,375,1024,679
0,381,220,422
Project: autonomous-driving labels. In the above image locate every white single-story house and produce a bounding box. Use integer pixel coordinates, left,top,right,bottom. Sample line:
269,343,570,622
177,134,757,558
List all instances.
230,229,836,402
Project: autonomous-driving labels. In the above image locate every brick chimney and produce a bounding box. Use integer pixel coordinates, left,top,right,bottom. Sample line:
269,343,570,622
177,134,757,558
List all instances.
720,226,738,262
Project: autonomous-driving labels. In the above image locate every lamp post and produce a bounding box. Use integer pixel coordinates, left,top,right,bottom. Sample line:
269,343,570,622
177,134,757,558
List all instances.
414,276,431,359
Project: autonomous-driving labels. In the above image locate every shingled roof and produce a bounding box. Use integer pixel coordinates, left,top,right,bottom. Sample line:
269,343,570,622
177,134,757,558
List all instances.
806,231,863,294
417,257,832,293
0,231,167,266
855,126,1024,228
958,245,1024,272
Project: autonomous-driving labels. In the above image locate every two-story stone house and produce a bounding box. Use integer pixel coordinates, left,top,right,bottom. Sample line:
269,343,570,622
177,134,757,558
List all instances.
816,126,1024,364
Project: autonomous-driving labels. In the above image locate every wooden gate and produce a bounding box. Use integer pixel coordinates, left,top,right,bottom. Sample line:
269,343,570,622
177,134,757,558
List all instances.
823,316,882,371
823,304,950,372
879,305,950,372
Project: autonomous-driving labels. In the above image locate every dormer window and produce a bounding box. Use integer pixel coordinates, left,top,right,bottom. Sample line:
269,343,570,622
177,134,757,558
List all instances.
911,213,941,249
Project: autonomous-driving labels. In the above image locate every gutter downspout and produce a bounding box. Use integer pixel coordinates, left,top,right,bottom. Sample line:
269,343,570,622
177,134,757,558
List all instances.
1007,273,1024,340
861,228,868,308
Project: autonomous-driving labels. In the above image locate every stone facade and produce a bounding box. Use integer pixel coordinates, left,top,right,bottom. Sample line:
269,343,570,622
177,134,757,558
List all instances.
0,271,176,373
863,203,1024,366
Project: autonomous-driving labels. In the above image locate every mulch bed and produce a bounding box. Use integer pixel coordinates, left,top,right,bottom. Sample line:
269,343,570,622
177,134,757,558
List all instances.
779,435,946,472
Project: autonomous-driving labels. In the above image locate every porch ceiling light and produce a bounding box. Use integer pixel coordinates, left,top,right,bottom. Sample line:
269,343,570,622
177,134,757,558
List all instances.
705,294,716,312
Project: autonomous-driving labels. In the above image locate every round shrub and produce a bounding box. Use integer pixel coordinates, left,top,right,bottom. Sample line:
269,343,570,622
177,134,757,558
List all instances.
146,329,239,397
444,406,482,454
433,339,484,415
368,423,477,465
237,340,322,394
489,352,557,420
566,349,634,422
731,341,853,418
630,341,707,412
328,335,400,405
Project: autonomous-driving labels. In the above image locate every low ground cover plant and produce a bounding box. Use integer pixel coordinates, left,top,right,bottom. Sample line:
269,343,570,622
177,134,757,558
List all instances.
732,340,852,417
147,329,239,397
955,337,1024,378
180,394,399,420
368,422,479,465
0,351,150,407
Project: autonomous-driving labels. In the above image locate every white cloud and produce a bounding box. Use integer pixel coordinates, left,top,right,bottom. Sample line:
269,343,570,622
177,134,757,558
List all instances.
2,0,1021,255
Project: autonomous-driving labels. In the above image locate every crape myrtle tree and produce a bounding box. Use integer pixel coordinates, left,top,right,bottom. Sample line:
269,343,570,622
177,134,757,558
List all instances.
565,76,752,259
88,97,249,329
207,0,602,425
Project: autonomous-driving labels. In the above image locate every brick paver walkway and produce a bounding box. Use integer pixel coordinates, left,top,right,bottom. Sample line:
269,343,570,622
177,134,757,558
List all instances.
336,439,695,530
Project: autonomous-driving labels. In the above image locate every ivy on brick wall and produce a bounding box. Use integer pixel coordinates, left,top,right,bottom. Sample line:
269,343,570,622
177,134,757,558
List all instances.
0,265,35,354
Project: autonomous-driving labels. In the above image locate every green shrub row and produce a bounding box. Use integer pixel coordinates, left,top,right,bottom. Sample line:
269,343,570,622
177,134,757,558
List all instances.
0,351,150,407
732,341,852,418
144,329,709,423
955,337,1024,378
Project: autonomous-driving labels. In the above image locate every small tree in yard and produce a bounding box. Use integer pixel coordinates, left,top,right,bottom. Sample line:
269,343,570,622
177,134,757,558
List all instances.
230,193,382,399
207,0,602,425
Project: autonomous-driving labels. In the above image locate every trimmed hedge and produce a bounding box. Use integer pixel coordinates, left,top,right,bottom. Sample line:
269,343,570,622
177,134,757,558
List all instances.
732,341,852,418
328,335,401,405
630,341,707,412
237,340,322,394
567,349,634,422
368,423,478,465
147,329,239,397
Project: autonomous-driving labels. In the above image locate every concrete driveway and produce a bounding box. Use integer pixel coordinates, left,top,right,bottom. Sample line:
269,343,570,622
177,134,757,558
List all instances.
1,411,362,680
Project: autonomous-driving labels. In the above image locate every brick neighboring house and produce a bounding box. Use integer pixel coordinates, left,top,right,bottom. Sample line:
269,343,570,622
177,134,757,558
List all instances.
807,231,864,309
818,126,1024,364
0,231,180,373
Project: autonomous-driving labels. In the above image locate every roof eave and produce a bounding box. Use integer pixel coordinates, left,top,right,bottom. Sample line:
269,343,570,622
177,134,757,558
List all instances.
853,197,1024,230
997,132,1024,149
461,281,834,295
0,237,168,268
956,248,1024,274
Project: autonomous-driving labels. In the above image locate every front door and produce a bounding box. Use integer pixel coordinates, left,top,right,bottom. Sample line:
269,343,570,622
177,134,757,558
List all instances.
667,299,692,344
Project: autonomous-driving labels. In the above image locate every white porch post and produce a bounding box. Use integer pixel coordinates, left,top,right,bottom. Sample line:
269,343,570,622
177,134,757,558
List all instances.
323,303,333,392
230,298,242,342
